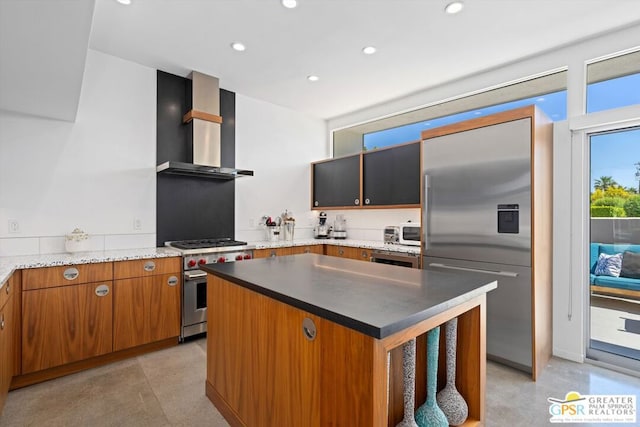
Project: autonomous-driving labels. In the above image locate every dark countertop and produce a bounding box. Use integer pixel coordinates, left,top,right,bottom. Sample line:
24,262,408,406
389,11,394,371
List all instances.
202,254,497,339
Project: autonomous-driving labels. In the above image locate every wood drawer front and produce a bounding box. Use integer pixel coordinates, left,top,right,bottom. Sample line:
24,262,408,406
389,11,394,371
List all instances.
114,257,180,279
0,274,13,311
22,263,113,291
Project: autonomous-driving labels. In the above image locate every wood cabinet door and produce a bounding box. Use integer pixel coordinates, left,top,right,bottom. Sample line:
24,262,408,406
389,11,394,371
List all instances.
149,274,181,344
312,155,361,208
208,277,321,427
113,274,180,351
362,142,420,207
0,295,13,414
22,282,113,374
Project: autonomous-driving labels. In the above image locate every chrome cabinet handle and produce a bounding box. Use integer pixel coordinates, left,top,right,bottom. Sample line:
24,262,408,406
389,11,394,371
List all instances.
0,313,4,330
354,198,360,205
270,250,277,257
63,267,79,281
302,318,316,341
365,198,370,205
314,201,319,207
338,249,344,255
167,276,178,287
361,250,368,258
95,284,110,297
5,282,9,294
144,261,156,272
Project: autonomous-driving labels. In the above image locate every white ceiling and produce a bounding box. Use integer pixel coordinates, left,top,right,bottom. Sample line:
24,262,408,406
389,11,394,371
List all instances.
2,1,640,122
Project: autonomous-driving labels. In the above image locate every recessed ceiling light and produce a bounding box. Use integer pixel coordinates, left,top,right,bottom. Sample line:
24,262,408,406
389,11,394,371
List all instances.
536,97,545,102
281,0,297,8
474,111,482,115
362,46,377,55
444,1,464,14
307,75,319,82
231,42,246,52
116,0,132,5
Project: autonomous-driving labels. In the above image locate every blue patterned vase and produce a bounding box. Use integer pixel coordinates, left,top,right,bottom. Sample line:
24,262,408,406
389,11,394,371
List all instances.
436,318,468,425
396,338,419,427
415,326,448,427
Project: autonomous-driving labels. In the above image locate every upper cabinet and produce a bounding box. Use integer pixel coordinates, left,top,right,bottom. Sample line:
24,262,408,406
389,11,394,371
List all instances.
362,141,420,207
312,154,361,208
311,142,421,210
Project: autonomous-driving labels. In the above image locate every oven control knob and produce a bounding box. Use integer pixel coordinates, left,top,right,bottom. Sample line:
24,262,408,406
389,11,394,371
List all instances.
217,257,226,263
243,254,252,260
198,258,207,265
235,255,243,261
187,259,197,268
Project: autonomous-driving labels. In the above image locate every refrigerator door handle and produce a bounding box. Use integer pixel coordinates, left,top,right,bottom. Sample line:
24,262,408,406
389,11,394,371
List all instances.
428,262,519,278
423,173,430,252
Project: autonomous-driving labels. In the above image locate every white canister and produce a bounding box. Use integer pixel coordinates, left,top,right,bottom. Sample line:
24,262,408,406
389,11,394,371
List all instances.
265,226,281,242
65,228,90,253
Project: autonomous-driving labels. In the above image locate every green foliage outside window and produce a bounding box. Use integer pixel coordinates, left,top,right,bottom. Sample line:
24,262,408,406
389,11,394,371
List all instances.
590,206,626,217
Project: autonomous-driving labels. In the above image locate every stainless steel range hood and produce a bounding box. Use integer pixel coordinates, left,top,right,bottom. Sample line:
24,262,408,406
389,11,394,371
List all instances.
157,71,253,179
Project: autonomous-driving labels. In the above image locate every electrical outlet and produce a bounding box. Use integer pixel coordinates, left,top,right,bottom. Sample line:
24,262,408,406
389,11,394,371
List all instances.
8,219,19,233
133,218,142,230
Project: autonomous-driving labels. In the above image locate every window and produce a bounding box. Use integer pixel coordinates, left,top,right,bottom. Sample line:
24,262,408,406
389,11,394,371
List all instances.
586,50,640,114
333,71,567,156
588,126,640,362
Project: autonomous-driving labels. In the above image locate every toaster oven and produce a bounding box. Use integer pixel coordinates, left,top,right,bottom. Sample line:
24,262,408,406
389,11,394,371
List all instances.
399,222,421,246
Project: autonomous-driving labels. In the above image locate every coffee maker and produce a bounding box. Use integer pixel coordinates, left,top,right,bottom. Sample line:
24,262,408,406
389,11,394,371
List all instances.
332,214,347,239
314,211,329,239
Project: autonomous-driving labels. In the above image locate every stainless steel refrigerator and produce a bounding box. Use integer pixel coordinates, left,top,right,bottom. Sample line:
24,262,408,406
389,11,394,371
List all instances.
422,116,534,373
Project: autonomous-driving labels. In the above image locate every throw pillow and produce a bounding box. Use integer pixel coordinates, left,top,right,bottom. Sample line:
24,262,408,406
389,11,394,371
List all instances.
620,251,640,279
594,252,622,277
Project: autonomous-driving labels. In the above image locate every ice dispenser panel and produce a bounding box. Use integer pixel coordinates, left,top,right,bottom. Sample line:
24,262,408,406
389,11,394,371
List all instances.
497,204,519,234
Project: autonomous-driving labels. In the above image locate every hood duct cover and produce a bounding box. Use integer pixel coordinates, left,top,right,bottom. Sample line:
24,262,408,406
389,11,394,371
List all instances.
157,71,253,179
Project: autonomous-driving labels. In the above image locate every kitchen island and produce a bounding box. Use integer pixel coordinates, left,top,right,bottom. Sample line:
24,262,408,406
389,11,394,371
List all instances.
202,254,497,427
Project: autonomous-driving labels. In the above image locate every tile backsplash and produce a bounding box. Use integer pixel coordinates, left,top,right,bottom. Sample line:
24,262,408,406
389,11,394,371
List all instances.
0,233,157,257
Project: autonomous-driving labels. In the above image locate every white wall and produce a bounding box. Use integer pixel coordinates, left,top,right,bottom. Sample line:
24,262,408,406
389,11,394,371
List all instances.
328,24,640,362
234,94,327,242
0,49,157,255
233,94,421,243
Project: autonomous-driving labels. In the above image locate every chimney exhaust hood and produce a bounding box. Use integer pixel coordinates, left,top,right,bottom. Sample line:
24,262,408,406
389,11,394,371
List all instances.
156,71,253,179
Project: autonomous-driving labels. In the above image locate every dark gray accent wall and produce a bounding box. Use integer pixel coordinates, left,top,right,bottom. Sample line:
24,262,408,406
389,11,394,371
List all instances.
156,70,236,246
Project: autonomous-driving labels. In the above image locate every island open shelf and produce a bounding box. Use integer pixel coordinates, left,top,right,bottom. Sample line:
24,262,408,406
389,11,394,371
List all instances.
202,254,496,426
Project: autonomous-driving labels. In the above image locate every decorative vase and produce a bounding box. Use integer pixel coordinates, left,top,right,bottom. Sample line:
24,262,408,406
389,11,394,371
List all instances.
415,326,448,427
436,318,469,426
396,338,419,427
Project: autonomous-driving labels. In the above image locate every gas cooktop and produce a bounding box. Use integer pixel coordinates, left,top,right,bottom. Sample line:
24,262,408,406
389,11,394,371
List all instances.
168,238,248,250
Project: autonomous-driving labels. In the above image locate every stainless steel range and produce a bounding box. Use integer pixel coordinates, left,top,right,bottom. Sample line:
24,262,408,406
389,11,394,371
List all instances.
166,238,255,340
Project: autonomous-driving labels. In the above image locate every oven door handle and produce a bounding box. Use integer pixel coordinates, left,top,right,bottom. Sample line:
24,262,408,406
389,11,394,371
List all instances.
184,271,207,280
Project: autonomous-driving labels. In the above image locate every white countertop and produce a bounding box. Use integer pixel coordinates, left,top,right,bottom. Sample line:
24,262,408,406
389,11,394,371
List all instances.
0,240,421,289
0,247,181,288
251,238,421,254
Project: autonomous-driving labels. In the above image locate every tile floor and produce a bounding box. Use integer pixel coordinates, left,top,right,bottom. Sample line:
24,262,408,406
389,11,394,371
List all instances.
1,338,639,426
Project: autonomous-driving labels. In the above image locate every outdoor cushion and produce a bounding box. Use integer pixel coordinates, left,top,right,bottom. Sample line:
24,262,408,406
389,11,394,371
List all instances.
620,251,640,279
593,275,640,292
590,243,600,274
594,252,622,277
599,244,640,256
